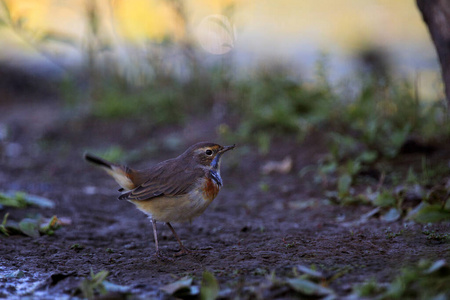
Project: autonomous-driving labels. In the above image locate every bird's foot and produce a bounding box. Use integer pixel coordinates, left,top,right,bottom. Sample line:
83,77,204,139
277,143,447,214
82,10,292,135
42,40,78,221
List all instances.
174,246,191,257
154,250,174,261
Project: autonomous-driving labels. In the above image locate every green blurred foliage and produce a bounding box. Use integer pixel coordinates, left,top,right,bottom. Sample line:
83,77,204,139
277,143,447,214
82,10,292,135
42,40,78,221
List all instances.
354,260,450,299
0,214,61,237
79,270,109,299
226,66,333,152
90,83,185,124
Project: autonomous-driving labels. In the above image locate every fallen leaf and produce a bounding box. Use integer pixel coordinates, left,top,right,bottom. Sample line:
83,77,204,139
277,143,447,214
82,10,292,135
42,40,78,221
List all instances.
381,208,401,222
411,204,450,223
0,191,55,209
297,265,324,279
0,192,27,208
23,193,55,209
200,271,219,300
286,278,333,296
103,281,131,293
19,218,40,238
261,156,293,175
341,207,380,227
160,276,193,295
57,217,72,226
6,270,25,278
424,260,448,275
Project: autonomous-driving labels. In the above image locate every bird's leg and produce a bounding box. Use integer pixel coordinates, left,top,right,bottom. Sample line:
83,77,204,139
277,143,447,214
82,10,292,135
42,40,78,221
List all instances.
166,222,190,256
151,219,163,259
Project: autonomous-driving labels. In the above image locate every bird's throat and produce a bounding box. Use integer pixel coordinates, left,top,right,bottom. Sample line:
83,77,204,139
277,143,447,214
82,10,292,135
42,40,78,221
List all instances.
210,169,223,187
211,154,222,170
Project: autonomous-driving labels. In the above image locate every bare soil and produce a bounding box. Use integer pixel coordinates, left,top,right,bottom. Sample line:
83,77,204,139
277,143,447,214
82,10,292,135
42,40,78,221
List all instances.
1,97,449,299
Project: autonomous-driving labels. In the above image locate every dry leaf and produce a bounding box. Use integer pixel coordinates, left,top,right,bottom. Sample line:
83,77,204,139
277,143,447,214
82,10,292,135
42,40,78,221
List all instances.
261,156,293,175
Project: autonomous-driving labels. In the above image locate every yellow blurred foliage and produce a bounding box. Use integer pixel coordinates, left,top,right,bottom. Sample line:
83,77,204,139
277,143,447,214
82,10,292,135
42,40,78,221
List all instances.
1,0,430,48
4,0,51,30
113,0,182,41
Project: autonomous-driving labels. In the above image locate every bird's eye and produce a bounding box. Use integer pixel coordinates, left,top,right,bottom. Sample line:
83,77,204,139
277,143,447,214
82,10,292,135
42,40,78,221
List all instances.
205,149,213,156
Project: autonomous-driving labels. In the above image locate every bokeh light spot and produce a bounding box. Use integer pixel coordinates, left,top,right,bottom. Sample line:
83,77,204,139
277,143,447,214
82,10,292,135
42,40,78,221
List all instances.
196,14,235,55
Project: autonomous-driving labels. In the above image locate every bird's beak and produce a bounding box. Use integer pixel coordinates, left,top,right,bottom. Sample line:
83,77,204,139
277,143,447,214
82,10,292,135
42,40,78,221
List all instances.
219,144,236,154
211,144,235,169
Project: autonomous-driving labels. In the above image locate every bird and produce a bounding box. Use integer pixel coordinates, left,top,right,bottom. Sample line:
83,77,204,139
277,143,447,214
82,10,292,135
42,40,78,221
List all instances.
84,142,235,258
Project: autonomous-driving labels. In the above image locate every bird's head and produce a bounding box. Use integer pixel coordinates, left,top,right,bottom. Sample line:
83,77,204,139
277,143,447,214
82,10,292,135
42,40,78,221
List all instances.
183,142,235,170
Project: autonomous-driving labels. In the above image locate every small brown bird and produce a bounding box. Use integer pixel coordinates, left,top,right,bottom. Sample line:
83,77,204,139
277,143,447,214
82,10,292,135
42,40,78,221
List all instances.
84,142,235,257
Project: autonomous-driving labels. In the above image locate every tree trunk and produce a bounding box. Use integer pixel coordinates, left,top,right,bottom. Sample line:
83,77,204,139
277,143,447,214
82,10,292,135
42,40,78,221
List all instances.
417,0,450,107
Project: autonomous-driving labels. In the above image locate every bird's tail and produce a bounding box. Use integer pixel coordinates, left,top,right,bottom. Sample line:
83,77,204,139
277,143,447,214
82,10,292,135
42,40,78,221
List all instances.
84,153,136,191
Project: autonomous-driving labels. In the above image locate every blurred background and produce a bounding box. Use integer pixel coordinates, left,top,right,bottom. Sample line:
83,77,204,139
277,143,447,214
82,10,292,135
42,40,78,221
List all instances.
0,0,447,156
0,0,440,89
2,4,450,297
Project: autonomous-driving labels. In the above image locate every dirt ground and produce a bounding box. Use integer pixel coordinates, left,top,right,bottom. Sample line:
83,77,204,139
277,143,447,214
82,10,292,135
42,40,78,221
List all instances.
1,96,449,299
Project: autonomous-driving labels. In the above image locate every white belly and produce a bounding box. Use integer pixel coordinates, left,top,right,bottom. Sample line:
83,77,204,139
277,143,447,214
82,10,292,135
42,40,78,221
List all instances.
131,188,214,223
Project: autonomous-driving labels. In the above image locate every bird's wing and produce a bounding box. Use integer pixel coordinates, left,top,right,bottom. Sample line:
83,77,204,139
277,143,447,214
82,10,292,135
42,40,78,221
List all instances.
119,164,205,201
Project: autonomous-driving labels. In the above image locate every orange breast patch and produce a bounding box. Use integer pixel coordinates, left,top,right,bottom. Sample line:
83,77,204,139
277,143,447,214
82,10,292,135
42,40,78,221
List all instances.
203,177,220,201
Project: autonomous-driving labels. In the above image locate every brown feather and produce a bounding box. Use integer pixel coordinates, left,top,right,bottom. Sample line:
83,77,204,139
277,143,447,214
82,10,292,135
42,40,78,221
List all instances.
84,153,136,190
117,142,222,201
87,142,234,203
119,159,205,201
203,178,220,201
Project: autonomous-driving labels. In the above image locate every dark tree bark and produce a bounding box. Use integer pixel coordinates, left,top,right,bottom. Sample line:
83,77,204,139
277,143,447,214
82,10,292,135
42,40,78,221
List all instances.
417,0,450,107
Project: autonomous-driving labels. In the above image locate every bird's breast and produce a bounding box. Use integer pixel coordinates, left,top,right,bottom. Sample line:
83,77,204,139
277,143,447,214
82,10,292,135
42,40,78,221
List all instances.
130,176,222,223
202,177,221,201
